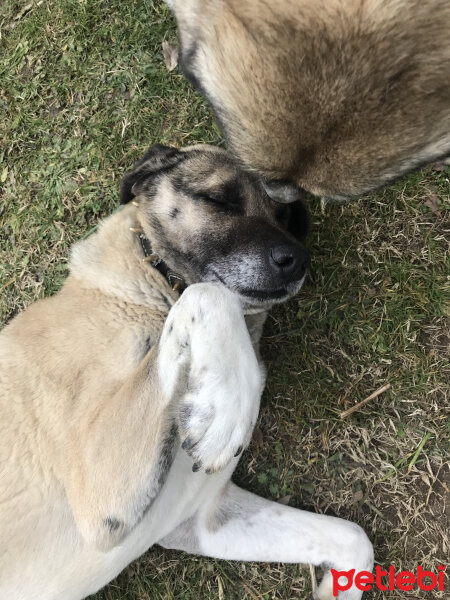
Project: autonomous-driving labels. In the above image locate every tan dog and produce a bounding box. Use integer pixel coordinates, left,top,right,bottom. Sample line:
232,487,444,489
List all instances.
0,144,372,600
168,0,450,201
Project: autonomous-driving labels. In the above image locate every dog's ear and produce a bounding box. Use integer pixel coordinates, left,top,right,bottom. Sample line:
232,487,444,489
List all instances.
120,144,184,203
276,200,309,242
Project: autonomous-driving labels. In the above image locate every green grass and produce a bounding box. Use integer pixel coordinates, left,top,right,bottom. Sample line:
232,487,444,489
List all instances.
1,1,449,599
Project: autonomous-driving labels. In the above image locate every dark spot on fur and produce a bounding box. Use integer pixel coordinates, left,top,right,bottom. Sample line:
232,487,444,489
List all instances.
207,505,233,533
168,324,173,334
179,405,193,429
142,336,153,357
191,316,195,323
160,293,173,310
385,66,411,98
170,207,180,219
134,423,179,526
104,517,121,532
156,422,178,488
186,377,204,396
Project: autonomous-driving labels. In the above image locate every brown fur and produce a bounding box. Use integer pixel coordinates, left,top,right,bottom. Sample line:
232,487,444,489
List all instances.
171,0,450,199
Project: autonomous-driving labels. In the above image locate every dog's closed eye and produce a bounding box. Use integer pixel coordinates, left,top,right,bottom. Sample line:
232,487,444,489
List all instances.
194,191,240,210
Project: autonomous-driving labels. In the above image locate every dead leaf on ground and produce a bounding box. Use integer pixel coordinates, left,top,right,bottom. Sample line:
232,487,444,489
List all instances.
277,495,292,505
353,489,364,503
423,192,443,218
162,40,179,72
252,426,264,450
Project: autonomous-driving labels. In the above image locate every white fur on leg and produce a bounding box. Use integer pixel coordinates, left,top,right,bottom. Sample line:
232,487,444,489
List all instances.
163,482,373,600
158,283,263,474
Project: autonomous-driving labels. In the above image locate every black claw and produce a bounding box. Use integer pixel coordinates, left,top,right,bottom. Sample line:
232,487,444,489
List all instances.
234,445,243,457
192,461,201,472
182,437,193,450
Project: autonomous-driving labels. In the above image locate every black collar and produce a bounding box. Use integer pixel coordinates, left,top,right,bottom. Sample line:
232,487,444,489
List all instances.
131,227,186,294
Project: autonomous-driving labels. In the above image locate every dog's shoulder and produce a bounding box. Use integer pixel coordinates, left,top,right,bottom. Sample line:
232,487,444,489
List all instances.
69,206,177,311
0,206,175,465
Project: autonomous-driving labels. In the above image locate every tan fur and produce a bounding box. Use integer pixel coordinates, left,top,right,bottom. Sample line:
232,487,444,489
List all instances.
171,0,450,199
0,144,312,599
0,204,178,568
0,144,375,600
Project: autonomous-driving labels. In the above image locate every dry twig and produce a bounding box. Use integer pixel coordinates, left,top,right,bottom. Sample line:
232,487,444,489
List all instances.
339,383,391,419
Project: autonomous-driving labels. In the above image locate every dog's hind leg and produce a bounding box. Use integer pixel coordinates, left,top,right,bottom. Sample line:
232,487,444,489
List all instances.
159,482,373,600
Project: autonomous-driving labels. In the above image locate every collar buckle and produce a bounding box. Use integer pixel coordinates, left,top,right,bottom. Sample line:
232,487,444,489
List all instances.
167,272,185,292
133,226,185,295
142,253,161,266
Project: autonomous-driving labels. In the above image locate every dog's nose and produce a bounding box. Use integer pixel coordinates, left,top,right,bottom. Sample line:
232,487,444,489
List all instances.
270,245,309,278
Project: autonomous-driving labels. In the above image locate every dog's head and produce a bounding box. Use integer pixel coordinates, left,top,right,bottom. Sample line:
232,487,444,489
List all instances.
121,144,309,308
171,0,450,200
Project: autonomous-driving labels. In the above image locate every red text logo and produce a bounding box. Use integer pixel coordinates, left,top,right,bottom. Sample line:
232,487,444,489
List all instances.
331,565,446,596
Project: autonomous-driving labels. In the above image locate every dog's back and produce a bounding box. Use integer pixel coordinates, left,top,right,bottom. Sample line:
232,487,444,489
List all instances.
173,0,450,199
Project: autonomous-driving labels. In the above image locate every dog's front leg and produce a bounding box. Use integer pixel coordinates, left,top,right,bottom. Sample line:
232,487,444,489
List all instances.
65,283,262,551
160,482,374,600
158,282,264,474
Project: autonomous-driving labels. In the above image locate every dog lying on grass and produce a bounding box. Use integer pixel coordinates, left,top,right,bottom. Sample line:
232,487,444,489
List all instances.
0,144,373,600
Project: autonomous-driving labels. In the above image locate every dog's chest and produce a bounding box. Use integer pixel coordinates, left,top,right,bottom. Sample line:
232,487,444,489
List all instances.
102,304,168,370
113,449,234,561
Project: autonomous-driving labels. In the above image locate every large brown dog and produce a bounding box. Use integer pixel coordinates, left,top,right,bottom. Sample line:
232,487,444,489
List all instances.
169,0,450,201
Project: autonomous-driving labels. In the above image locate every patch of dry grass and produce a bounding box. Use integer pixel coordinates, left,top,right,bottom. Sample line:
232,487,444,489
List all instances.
1,1,449,599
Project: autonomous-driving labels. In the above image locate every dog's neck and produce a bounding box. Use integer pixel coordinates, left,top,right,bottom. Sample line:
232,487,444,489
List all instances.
69,204,270,319
68,205,179,312
134,230,186,294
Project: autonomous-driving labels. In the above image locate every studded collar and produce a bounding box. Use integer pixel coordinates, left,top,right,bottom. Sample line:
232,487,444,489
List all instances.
130,226,186,294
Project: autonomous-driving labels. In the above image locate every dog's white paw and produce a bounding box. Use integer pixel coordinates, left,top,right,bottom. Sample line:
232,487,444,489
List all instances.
314,571,362,600
313,526,374,600
158,282,263,473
